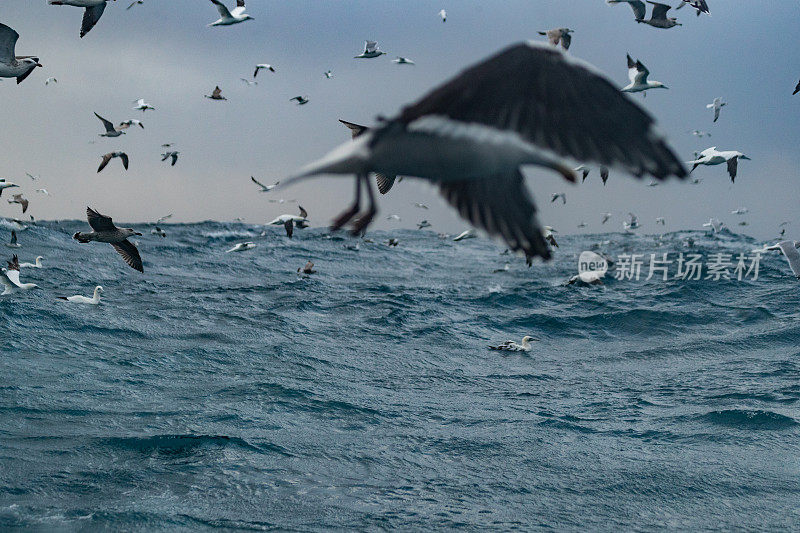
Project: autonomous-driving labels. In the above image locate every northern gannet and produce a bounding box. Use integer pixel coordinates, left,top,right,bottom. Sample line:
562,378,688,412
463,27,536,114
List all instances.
702,218,724,233
1,256,38,294
0,24,41,85
622,55,667,94
676,0,709,16
8,194,28,214
567,271,605,285
20,256,43,268
26,173,38,181
687,147,750,182
97,151,129,172
133,98,155,111
624,212,640,231
706,97,726,122
282,42,686,262
794,80,799,96
324,70,333,79
151,226,166,237
208,0,253,26
226,242,255,253
127,0,144,9
59,285,103,304
601,213,612,224
73,207,143,272
731,207,748,215
655,217,665,225
759,241,800,279
240,78,257,86
355,41,385,59
205,86,227,100
118,119,144,129
268,206,309,227
48,0,112,38
251,176,279,192
489,336,536,352
94,112,125,137
538,28,573,50
253,64,275,77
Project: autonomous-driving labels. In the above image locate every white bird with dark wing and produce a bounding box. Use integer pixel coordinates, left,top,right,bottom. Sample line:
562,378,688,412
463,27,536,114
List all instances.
758,241,800,279
161,151,179,166
48,0,112,38
94,112,125,137
439,9,446,22
8,194,29,214
543,226,558,248
702,218,724,233
538,28,573,50
1,255,38,294
622,55,667,94
205,86,227,100
251,176,279,192
208,0,253,26
676,0,709,16
355,40,386,59
5,231,21,249
151,226,166,237
655,217,665,225
731,207,748,215
324,70,333,79
268,206,309,227
133,98,155,112
226,242,255,253
0,23,42,84
489,336,536,352
340,119,398,195
706,97,726,122
282,42,686,263
73,207,143,272
0,179,19,198
97,151,129,173
58,285,103,304
254,64,275,77
19,256,43,268
118,119,144,129
687,147,749,182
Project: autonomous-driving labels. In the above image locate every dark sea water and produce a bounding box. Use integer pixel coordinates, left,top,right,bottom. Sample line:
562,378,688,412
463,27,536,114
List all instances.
1,218,799,531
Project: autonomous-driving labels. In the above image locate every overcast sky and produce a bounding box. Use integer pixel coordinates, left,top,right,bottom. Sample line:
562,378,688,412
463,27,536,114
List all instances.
0,0,798,238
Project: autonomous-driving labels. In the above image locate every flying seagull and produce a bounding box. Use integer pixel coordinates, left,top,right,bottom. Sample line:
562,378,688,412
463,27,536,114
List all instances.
0,23,42,84
0,179,19,198
324,70,333,79
282,42,686,262
45,77,57,85
759,241,800,279
656,217,665,225
73,207,143,272
439,9,446,22
133,98,155,111
355,41,386,59
5,231,21,249
94,112,125,137
59,285,103,304
538,28,573,50
8,194,28,214
118,119,144,129
208,0,253,26
156,214,172,224
676,0,709,16
731,207,748,215
251,176,279,192
253,64,275,77
161,151,179,166
1,255,37,294
702,218,724,233
622,55,667,94
205,86,227,100
339,119,398,194
687,147,750,182
97,151,129,172
489,336,536,352
240,77,257,86
392,57,415,65
707,97,726,122
551,192,566,205
290,95,309,105
127,0,144,9
48,0,112,38
638,1,682,28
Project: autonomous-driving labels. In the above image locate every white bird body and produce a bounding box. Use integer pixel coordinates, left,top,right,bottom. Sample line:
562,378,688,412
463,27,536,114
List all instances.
731,208,748,215
254,64,275,77
19,256,43,268
226,242,255,253
622,55,667,93
133,98,155,111
687,147,750,182
208,0,253,26
489,336,536,352
355,40,386,59
706,97,726,122
1,256,37,294
59,285,103,304
439,9,446,22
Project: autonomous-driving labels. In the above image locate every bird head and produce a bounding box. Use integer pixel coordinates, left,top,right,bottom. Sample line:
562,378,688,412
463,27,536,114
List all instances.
21,58,42,68
738,154,751,160
244,14,254,21
95,286,104,294
654,82,669,89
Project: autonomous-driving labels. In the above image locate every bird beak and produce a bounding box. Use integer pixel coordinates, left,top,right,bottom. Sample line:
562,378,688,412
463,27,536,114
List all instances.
740,155,751,160
36,62,43,67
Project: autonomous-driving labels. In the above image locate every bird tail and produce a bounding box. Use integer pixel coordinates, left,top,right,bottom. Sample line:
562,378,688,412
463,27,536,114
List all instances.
73,232,90,243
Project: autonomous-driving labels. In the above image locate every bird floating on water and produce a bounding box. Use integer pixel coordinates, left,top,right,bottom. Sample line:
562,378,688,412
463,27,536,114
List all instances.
133,98,155,112
453,229,476,241
226,242,255,253
253,64,275,77
417,220,431,230
538,28,573,50
8,194,28,214
624,213,640,231
707,97,726,122
298,261,316,274
687,147,749,182
48,0,111,38
74,207,143,272
97,151,129,173
283,42,686,263
1,255,37,294
489,336,536,352
208,0,253,26
95,112,125,137
59,285,103,304
622,55,667,94
0,24,41,84
19,256,43,268
205,86,227,100
355,41,385,59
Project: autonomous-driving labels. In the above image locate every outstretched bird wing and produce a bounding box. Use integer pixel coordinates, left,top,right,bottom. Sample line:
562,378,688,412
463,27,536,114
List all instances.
0,24,19,65
647,1,672,20
119,152,129,170
112,239,144,272
726,157,738,182
94,112,116,133
87,207,117,232
81,3,107,38
97,153,113,173
210,0,232,18
398,43,686,180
